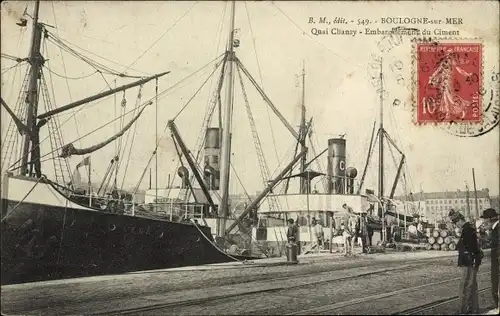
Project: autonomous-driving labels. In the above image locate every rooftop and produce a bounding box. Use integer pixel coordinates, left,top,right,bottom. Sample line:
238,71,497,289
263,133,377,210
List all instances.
394,189,491,201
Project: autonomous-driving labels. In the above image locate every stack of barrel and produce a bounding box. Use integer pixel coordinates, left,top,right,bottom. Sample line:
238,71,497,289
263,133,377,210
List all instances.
425,227,461,251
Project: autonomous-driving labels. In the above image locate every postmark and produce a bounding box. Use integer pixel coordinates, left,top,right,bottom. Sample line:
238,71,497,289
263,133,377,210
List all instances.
440,69,499,137
367,29,410,109
411,37,499,136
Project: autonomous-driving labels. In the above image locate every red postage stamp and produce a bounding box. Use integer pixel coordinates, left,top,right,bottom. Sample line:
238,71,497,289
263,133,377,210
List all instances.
416,42,482,123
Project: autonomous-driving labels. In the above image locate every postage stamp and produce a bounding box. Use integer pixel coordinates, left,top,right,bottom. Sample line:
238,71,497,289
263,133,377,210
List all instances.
413,38,483,124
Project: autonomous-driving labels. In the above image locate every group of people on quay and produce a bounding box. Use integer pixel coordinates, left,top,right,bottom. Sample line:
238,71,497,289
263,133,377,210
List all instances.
286,205,499,314
285,204,374,256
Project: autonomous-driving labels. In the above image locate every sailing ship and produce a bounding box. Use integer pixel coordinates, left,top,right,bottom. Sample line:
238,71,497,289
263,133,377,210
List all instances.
1,1,421,285
1,0,269,285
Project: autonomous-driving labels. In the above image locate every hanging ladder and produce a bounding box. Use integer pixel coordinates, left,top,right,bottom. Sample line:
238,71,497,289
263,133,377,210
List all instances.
1,70,30,174
40,73,72,185
236,66,281,214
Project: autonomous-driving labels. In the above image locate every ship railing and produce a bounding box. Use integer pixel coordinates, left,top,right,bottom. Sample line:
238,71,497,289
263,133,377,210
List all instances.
68,193,128,203
68,191,211,224
141,202,210,225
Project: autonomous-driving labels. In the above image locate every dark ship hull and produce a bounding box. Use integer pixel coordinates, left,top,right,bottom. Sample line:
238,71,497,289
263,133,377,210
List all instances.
1,176,254,285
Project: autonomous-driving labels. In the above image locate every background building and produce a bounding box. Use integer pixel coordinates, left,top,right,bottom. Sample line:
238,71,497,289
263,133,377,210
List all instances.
394,189,492,224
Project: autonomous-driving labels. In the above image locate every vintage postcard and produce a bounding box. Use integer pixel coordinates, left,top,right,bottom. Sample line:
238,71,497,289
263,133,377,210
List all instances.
1,0,499,315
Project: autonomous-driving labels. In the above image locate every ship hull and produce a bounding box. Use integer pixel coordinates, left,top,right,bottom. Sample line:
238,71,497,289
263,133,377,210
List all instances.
1,176,252,285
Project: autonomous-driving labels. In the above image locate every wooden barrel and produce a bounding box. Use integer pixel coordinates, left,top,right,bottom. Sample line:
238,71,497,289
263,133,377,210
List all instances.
441,243,449,251
437,237,444,244
449,243,456,251
432,230,440,238
440,230,449,238
432,243,441,250
428,237,436,244
444,237,452,244
425,243,432,250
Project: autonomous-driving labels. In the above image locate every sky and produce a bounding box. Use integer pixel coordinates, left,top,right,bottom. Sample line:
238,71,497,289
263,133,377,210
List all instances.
1,1,499,198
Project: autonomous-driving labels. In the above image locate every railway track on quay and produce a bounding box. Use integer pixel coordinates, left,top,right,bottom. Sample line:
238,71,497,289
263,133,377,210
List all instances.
91,264,420,315
290,272,492,315
89,257,479,316
3,254,495,315
396,287,492,315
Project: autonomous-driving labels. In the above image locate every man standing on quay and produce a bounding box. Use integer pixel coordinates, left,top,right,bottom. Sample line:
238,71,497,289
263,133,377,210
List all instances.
481,208,499,314
358,211,369,253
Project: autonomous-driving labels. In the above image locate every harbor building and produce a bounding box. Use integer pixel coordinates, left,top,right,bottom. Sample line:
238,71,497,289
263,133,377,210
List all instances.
394,189,492,223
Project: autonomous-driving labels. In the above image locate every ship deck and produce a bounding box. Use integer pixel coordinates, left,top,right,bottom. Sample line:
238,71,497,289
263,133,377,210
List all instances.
1,249,498,315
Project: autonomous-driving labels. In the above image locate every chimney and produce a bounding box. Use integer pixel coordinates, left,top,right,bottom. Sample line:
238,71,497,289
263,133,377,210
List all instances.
327,138,346,194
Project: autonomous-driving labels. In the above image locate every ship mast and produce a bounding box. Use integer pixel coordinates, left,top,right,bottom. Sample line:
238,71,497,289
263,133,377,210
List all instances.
299,61,307,194
378,59,386,242
20,0,43,177
218,0,236,237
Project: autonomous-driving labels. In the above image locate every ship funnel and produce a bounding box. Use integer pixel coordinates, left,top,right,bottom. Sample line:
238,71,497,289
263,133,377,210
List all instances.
177,166,189,189
346,167,358,194
204,127,220,190
327,138,346,194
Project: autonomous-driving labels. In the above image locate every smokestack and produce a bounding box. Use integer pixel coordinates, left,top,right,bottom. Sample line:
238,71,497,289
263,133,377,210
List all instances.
327,138,346,194
204,128,221,190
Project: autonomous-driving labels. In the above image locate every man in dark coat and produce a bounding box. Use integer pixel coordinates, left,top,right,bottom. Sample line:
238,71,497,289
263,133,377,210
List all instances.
287,219,299,243
449,209,483,314
358,212,369,253
287,218,300,255
480,208,499,313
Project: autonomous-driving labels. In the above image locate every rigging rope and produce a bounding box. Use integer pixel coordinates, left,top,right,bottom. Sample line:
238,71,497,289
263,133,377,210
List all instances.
45,31,146,76
1,67,30,173
46,13,100,181
0,53,26,62
227,161,272,258
1,175,46,222
191,221,243,263
1,27,28,173
40,70,73,185
184,54,227,202
183,2,228,194
43,39,78,182
174,2,228,201
132,149,157,196
128,53,225,192
119,86,144,191
47,36,121,77
244,1,281,168
389,107,415,195
171,57,226,203
1,62,26,74
116,90,127,159
8,100,152,172
8,53,224,174
46,34,143,79
271,2,348,63
172,58,226,121
123,2,198,75
42,66,98,80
